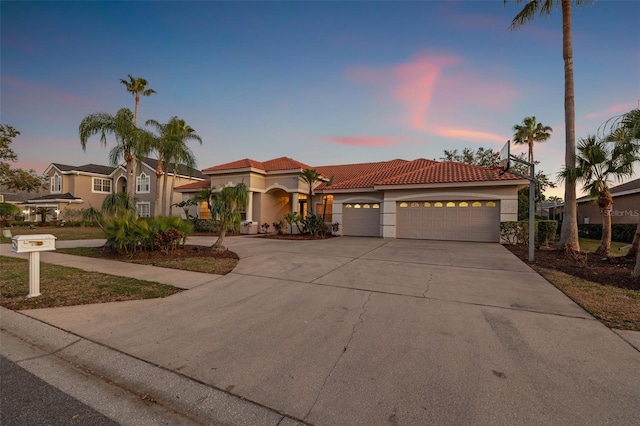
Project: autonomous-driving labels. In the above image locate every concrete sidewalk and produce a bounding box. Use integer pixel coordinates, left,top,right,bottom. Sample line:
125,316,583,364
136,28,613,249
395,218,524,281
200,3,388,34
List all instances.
1,237,639,425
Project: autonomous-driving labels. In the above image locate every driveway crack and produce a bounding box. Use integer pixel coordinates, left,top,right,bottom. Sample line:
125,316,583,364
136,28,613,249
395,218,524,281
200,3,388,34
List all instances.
422,270,433,297
303,292,373,421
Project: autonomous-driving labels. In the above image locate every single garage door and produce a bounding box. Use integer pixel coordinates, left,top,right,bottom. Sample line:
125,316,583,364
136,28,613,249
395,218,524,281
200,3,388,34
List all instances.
397,201,500,242
343,202,381,237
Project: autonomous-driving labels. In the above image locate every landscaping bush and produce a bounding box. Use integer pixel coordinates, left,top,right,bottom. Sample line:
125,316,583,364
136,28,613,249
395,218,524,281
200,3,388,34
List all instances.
301,214,325,236
192,218,218,233
536,220,558,246
579,223,636,243
104,215,193,253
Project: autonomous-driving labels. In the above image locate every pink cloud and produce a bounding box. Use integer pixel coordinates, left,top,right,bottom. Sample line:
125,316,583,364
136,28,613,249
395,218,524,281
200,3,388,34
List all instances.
585,104,633,119
325,136,404,147
431,127,507,144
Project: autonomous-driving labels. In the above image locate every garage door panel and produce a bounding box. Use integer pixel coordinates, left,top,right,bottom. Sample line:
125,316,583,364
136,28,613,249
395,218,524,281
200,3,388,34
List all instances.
343,202,381,237
397,200,500,243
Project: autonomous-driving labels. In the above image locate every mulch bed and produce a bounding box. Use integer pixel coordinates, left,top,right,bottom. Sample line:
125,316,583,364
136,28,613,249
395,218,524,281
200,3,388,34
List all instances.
98,245,240,261
258,234,337,240
505,244,638,291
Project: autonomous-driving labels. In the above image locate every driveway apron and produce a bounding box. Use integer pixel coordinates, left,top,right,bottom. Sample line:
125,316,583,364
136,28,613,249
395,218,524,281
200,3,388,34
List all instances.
16,237,640,425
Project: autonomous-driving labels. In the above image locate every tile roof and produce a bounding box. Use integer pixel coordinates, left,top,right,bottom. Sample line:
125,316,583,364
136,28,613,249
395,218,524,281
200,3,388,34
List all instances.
202,157,311,173
173,179,211,191
375,161,523,186
196,156,527,192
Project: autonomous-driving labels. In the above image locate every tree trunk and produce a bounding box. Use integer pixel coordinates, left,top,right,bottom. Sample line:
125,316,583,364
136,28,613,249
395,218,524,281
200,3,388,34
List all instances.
124,152,135,201
627,215,639,259
633,246,640,278
169,166,176,216
212,228,226,250
134,94,140,127
595,209,612,257
161,161,170,216
558,0,580,251
154,157,163,217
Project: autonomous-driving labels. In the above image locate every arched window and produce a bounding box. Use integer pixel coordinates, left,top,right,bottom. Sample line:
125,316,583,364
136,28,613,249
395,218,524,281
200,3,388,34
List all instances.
50,173,61,193
136,173,150,193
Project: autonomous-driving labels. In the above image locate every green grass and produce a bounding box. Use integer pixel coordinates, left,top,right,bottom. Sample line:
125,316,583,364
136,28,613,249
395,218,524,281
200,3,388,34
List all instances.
1,226,105,243
0,256,181,310
578,238,630,256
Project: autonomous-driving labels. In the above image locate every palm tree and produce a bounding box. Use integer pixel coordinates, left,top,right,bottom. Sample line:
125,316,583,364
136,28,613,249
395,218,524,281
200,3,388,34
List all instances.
512,116,552,164
146,117,202,216
560,135,637,257
120,74,156,127
507,0,592,251
598,108,640,275
101,192,136,218
79,108,147,199
210,183,248,250
299,169,323,218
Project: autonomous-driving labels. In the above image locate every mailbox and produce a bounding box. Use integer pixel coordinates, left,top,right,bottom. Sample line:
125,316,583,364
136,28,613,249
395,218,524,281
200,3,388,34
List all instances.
12,234,57,253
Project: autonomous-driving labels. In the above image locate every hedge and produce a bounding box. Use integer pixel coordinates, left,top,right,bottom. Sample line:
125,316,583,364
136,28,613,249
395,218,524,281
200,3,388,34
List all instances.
577,223,636,243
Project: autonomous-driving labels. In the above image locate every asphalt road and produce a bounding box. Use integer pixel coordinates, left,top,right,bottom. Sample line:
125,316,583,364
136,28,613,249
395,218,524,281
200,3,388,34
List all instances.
0,355,117,426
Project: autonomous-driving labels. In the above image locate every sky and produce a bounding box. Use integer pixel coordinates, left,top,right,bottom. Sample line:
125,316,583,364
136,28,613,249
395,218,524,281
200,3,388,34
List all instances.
2,0,639,199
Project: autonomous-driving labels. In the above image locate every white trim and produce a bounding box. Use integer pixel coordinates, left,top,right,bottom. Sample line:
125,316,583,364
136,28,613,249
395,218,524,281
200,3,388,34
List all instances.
136,172,151,194
136,201,151,218
92,177,112,194
50,172,62,193
374,180,528,191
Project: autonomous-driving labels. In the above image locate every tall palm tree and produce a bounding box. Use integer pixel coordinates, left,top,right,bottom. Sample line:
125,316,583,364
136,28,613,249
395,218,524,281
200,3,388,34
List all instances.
210,182,248,250
512,116,552,164
299,169,322,218
79,108,147,199
507,0,592,251
120,74,156,126
146,117,202,216
560,135,637,257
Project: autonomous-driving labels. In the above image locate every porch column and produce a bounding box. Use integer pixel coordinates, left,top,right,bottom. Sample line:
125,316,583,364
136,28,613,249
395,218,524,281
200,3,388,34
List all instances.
246,191,253,221
291,193,299,213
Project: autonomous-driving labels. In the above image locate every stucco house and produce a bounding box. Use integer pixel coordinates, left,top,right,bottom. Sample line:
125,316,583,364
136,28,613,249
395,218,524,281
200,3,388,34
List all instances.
575,178,640,225
176,156,528,242
21,158,204,221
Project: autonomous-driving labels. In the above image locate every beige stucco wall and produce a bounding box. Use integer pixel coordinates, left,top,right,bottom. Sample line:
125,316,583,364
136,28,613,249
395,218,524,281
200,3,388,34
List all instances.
577,193,640,225
259,189,292,227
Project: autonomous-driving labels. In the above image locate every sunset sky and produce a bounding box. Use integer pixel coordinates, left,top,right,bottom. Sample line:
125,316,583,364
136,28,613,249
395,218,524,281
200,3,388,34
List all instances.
2,1,639,198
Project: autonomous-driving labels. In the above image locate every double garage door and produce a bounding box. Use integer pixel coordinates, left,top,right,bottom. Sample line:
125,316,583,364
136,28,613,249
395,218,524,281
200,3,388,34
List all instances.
396,200,500,242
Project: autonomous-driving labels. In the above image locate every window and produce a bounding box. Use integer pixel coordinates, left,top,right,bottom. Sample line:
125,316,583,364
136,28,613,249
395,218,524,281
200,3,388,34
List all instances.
446,202,455,208
50,173,61,193
372,204,380,209
434,202,443,207
472,202,482,207
399,202,408,208
411,202,419,208
315,195,333,222
354,204,361,209
423,202,431,207
92,177,112,193
345,204,353,209
136,173,150,193
486,201,497,207
363,204,371,209
137,202,150,218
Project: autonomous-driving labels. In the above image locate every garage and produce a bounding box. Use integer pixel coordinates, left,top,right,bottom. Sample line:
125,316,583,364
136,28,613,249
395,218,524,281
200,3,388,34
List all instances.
396,200,500,242
342,202,381,237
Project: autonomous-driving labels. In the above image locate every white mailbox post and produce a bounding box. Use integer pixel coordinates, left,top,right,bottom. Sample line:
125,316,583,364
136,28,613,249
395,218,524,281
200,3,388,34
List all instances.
11,234,57,298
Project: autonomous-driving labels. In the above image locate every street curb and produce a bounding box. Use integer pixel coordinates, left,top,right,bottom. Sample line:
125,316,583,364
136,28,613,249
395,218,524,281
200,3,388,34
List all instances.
1,307,305,426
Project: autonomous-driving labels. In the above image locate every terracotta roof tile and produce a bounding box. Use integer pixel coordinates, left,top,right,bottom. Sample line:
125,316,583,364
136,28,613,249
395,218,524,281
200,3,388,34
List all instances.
203,158,265,173
326,159,438,190
376,162,523,186
174,179,211,191
316,159,407,185
261,157,312,171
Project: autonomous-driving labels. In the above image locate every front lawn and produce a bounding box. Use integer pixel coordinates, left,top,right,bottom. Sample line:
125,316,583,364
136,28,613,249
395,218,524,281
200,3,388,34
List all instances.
1,226,105,243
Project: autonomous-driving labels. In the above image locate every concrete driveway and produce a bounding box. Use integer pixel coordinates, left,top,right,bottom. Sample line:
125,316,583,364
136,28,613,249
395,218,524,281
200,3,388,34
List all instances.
21,237,640,425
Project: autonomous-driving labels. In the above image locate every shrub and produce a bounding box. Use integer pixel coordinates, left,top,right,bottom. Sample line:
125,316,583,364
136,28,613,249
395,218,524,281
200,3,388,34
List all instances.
500,221,519,245
301,214,325,236
537,220,558,246
104,215,193,253
578,223,636,243
192,218,217,233
273,220,284,235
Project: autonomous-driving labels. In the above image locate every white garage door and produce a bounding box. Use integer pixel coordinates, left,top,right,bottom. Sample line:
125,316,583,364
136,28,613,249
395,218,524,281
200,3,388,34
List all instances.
397,201,500,242
343,202,381,237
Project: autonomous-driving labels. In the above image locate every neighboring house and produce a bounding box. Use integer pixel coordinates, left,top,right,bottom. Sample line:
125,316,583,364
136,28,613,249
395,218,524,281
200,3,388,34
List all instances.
575,178,640,225
175,156,528,243
20,158,204,221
